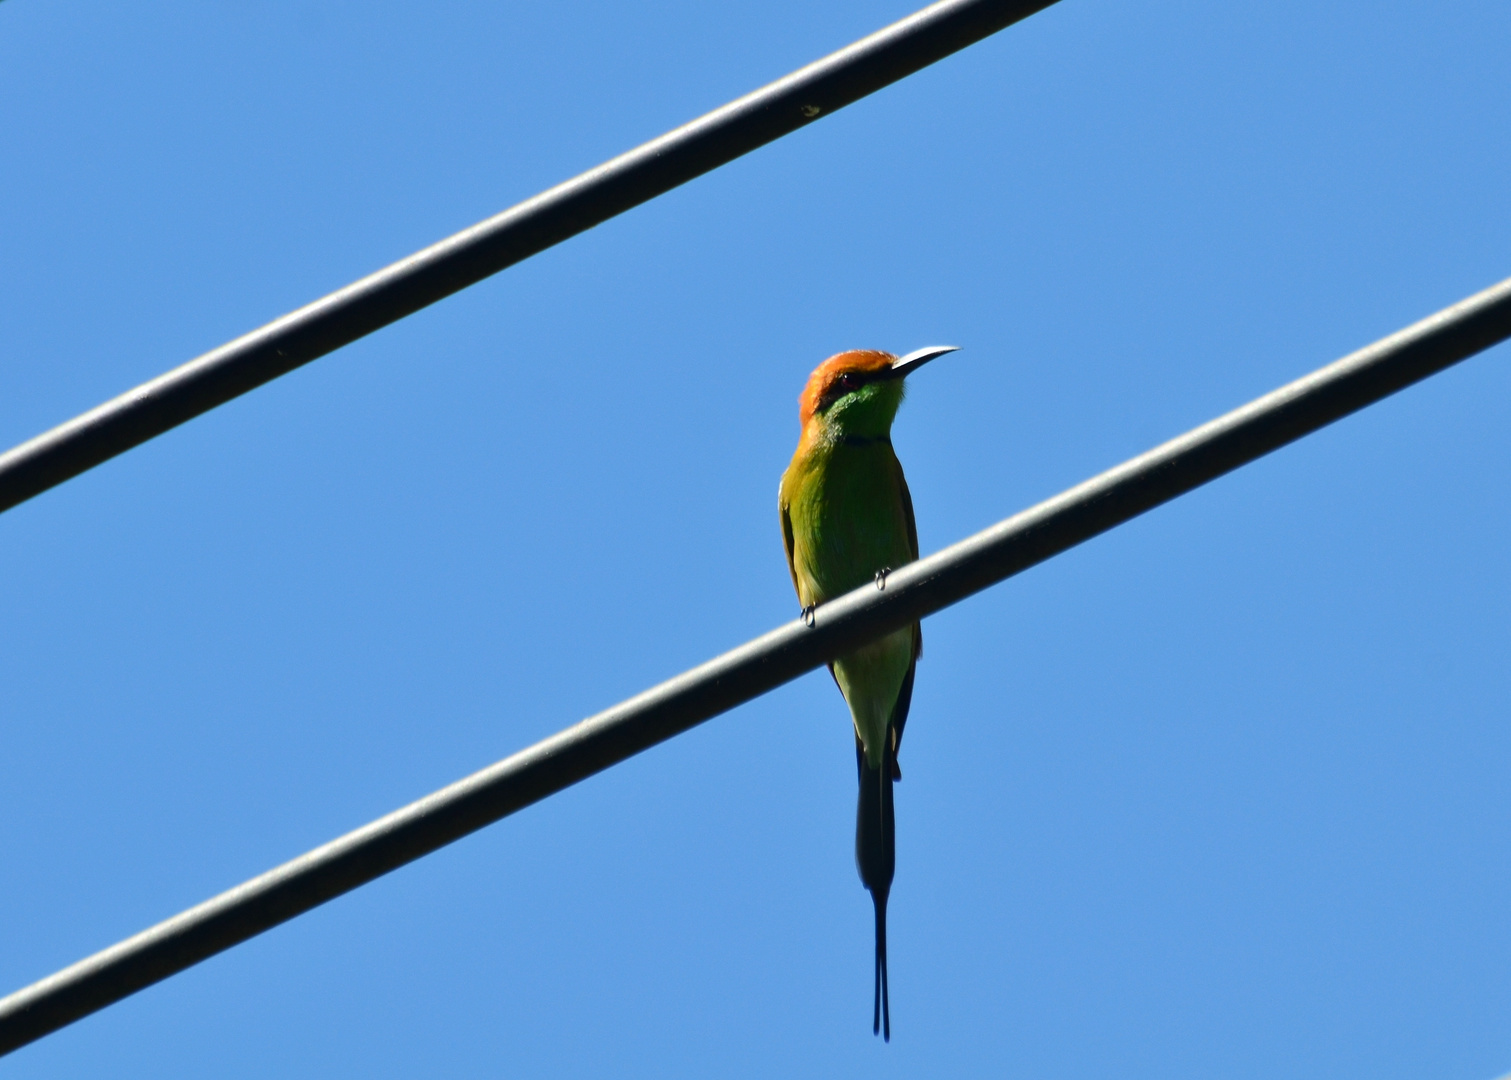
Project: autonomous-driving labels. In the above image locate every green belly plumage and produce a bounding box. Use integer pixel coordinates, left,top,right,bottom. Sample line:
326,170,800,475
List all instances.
782,439,917,768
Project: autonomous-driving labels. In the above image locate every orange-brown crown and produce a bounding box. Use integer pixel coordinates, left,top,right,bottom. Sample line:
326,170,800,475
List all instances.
797,350,897,427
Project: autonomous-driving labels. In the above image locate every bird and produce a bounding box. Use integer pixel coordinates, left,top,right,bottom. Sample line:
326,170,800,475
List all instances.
778,345,957,1040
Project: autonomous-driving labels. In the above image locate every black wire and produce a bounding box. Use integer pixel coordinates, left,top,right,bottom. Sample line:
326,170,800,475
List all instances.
0,0,1059,518
3,273,1508,1055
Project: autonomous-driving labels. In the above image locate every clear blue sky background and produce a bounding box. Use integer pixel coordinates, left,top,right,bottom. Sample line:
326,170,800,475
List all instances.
3,0,1510,1075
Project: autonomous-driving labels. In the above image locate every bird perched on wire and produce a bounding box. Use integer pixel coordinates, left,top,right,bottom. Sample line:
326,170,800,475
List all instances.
778,345,957,1041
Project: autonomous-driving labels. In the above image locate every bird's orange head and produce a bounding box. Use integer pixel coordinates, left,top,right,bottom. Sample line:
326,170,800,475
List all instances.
798,350,897,428
796,346,960,435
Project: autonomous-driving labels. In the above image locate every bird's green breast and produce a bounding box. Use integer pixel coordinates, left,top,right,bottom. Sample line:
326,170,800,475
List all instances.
781,436,917,764
783,440,914,608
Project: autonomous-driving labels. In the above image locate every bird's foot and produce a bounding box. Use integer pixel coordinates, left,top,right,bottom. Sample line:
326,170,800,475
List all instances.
801,604,816,628
874,567,891,590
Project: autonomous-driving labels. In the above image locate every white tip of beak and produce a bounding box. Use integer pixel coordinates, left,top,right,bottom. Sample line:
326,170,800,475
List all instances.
890,345,960,377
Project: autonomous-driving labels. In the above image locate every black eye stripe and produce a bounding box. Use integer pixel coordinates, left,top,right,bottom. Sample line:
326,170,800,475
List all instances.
818,371,876,411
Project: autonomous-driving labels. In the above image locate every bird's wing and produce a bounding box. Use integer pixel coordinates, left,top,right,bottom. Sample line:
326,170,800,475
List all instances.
780,498,801,598
887,657,917,777
784,495,840,691
896,455,919,564
889,453,922,776
892,453,924,661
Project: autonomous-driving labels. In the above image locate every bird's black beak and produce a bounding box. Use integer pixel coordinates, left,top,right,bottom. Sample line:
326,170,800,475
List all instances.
886,345,960,378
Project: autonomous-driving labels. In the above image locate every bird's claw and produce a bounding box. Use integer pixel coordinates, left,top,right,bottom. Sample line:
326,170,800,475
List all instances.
801,604,817,628
874,567,891,590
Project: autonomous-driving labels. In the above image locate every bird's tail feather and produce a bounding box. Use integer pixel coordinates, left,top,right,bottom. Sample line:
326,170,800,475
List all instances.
856,739,895,1041
873,893,890,1040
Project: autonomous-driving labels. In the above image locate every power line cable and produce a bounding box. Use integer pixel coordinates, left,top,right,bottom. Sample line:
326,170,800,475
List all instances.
3,273,1508,1056
0,0,1059,518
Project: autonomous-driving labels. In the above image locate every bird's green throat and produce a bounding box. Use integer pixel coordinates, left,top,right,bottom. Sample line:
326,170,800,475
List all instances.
815,377,906,443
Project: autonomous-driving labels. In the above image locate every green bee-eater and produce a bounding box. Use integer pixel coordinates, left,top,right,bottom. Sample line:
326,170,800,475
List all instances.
778,345,957,1040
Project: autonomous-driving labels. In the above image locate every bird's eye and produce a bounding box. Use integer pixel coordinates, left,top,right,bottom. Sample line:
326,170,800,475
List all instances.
839,373,861,391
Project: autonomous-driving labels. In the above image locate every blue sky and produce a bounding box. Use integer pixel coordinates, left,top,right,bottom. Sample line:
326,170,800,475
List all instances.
3,0,1510,1075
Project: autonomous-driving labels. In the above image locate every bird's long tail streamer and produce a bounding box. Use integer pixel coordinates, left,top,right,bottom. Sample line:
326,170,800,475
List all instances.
874,893,890,1040
856,741,896,1040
